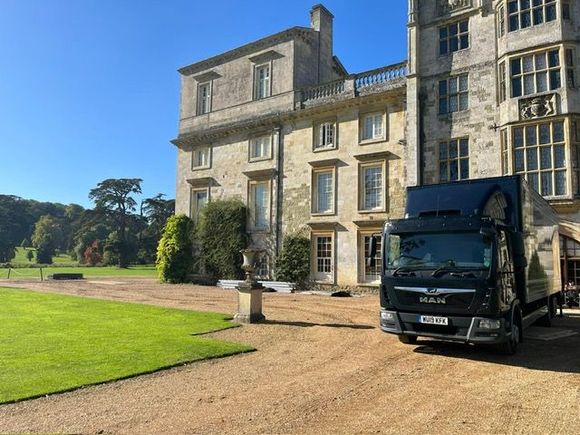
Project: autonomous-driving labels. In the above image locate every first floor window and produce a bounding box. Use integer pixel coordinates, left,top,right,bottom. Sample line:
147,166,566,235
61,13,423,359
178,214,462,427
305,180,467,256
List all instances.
249,181,269,230
497,4,506,38
501,129,509,175
439,138,469,182
313,169,334,214
361,234,382,283
190,189,208,222
360,163,384,211
361,112,384,142
192,147,210,169
510,49,561,98
439,20,469,55
499,61,506,102
439,74,468,114
255,253,270,279
315,121,336,149
197,82,211,115
249,135,271,161
254,63,271,99
566,48,576,88
513,120,567,196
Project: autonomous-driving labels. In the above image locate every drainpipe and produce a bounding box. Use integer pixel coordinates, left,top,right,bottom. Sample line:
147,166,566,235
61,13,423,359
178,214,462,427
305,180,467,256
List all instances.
274,125,283,260
418,91,427,186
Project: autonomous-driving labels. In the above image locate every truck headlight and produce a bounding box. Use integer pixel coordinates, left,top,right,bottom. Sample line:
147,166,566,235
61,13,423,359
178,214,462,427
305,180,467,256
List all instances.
479,319,501,329
381,311,395,322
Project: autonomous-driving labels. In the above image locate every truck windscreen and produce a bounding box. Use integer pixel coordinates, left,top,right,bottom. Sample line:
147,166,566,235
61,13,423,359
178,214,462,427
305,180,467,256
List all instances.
386,232,492,270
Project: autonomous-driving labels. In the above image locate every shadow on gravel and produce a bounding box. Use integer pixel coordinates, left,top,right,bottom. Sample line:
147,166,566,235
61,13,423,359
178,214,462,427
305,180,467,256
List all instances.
263,320,375,330
410,315,580,374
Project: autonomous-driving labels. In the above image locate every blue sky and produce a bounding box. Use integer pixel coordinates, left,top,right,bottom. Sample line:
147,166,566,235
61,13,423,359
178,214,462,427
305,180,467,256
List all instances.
0,0,407,208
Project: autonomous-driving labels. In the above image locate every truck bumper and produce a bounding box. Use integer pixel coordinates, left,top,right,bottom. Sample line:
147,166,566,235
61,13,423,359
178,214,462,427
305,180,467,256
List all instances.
380,309,508,344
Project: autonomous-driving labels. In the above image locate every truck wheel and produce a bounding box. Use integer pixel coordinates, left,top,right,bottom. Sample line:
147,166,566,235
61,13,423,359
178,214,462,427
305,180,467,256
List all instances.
536,296,557,327
398,335,418,344
498,309,521,355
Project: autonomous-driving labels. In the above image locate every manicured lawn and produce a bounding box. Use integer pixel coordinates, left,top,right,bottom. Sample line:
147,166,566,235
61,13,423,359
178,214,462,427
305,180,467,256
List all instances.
0,265,157,279
12,247,77,266
0,288,253,404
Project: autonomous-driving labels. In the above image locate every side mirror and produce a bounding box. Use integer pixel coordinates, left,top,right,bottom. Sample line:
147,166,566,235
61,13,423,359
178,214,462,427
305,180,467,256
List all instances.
367,236,378,268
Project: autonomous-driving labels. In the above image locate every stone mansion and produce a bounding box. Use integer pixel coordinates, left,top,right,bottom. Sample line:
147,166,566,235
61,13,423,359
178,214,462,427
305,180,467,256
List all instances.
172,1,580,287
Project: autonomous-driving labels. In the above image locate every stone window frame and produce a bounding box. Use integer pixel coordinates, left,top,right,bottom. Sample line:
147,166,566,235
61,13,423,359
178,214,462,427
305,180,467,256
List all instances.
439,138,470,182
196,81,212,115
247,178,272,233
438,74,469,115
438,19,469,56
311,231,335,284
359,111,387,144
501,129,510,175
313,119,338,152
512,119,569,198
358,160,387,213
248,133,273,162
562,0,571,20
565,46,577,89
497,3,506,38
507,0,557,33
191,146,212,170
358,230,383,285
311,165,337,216
509,47,562,98
190,187,210,223
253,62,272,100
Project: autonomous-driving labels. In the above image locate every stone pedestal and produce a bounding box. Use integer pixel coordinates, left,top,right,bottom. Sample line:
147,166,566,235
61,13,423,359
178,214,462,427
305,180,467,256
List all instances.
234,282,265,323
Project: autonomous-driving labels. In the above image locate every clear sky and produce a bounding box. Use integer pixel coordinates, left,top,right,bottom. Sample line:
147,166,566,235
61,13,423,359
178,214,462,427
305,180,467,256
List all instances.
0,0,408,209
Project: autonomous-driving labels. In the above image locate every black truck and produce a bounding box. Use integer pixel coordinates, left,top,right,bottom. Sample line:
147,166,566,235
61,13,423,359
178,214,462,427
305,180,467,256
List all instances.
373,175,561,354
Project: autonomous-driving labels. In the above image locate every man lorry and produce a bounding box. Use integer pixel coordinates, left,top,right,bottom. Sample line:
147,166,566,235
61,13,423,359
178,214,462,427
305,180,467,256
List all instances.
370,175,561,354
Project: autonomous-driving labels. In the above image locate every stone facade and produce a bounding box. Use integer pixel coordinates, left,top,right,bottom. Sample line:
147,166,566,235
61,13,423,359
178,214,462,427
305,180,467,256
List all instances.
173,2,580,287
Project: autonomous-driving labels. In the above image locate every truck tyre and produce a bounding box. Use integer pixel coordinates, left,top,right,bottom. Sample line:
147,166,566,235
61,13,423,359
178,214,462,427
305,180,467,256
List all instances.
536,296,557,327
498,307,521,355
398,335,418,344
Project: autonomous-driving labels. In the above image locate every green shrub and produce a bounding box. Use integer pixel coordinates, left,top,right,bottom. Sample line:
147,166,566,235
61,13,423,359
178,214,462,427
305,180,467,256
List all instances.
275,234,310,288
156,214,194,283
198,200,247,280
36,242,53,265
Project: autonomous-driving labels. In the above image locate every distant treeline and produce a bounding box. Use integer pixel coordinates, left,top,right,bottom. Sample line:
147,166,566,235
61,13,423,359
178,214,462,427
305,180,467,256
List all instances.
0,179,174,266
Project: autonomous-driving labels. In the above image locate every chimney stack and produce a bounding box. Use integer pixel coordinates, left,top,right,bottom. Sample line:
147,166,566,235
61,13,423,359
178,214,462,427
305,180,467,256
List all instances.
310,4,334,83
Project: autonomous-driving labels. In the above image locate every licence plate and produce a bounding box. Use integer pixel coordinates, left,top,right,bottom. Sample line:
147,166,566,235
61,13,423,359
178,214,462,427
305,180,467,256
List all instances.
418,315,448,326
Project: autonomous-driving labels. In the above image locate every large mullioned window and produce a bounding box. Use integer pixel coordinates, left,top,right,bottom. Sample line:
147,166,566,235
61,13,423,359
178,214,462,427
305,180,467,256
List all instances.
439,20,469,55
513,121,567,197
439,74,468,114
439,138,469,182
510,49,561,97
508,0,557,33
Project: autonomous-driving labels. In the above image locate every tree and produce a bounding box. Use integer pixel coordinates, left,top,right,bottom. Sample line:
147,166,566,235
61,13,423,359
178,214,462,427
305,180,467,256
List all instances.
0,195,28,262
275,234,311,288
31,215,63,264
156,214,194,283
142,194,175,237
26,249,34,262
89,178,142,268
83,240,102,266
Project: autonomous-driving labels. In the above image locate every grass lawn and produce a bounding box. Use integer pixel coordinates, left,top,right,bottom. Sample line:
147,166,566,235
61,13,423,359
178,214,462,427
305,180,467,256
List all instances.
12,247,77,266
0,287,253,404
0,265,157,279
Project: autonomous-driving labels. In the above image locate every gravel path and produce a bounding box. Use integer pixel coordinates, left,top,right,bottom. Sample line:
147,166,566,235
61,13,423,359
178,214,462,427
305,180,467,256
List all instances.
1,278,579,434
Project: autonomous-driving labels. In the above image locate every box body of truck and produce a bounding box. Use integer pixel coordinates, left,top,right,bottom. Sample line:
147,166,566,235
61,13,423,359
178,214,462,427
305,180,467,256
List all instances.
378,175,561,351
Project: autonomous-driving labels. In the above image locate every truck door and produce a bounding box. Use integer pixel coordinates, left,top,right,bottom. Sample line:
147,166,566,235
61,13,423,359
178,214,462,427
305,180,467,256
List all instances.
498,229,515,308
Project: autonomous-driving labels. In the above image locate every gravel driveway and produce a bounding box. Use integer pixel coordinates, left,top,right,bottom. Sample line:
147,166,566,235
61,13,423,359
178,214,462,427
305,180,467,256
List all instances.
0,278,579,434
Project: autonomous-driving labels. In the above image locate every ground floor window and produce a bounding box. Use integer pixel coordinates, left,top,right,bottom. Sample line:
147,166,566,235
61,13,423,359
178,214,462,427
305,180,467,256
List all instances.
360,233,382,283
255,253,270,280
312,233,333,282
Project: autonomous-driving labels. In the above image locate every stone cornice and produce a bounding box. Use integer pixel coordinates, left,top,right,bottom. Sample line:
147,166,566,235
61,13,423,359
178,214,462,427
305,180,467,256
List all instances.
178,27,314,76
171,84,406,149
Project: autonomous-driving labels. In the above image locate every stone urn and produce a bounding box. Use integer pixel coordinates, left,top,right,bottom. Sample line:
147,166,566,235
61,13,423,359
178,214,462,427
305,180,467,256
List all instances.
233,248,265,323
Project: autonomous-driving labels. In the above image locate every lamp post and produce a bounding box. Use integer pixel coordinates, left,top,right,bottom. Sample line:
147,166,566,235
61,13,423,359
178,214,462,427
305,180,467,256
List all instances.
234,248,265,323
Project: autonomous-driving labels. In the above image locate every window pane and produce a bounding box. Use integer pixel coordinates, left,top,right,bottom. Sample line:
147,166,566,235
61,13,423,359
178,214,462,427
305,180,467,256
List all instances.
450,37,459,52
439,80,448,96
508,1,518,14
512,78,522,97
459,20,468,33
524,74,535,94
459,75,468,91
460,159,469,179
364,166,383,209
440,161,448,182
440,41,448,55
548,50,560,67
553,122,564,142
449,95,459,112
317,173,333,212
514,127,524,147
536,72,548,92
521,11,531,28
460,139,469,156
555,171,567,195
459,93,468,110
533,8,543,25
526,126,537,145
460,34,469,49
528,173,539,191
450,160,459,181
439,98,448,114
509,15,519,31
539,124,550,144
439,143,448,159
550,70,561,89
449,77,458,93
535,53,547,70
555,145,566,168
541,172,553,196
511,59,522,75
527,148,538,170
450,140,458,158
523,56,534,73
439,27,448,39
546,3,556,21
515,149,525,172
540,146,552,169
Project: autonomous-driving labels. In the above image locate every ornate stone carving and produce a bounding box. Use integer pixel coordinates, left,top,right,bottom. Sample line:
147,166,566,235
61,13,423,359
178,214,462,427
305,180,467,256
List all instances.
437,0,472,15
519,94,557,120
